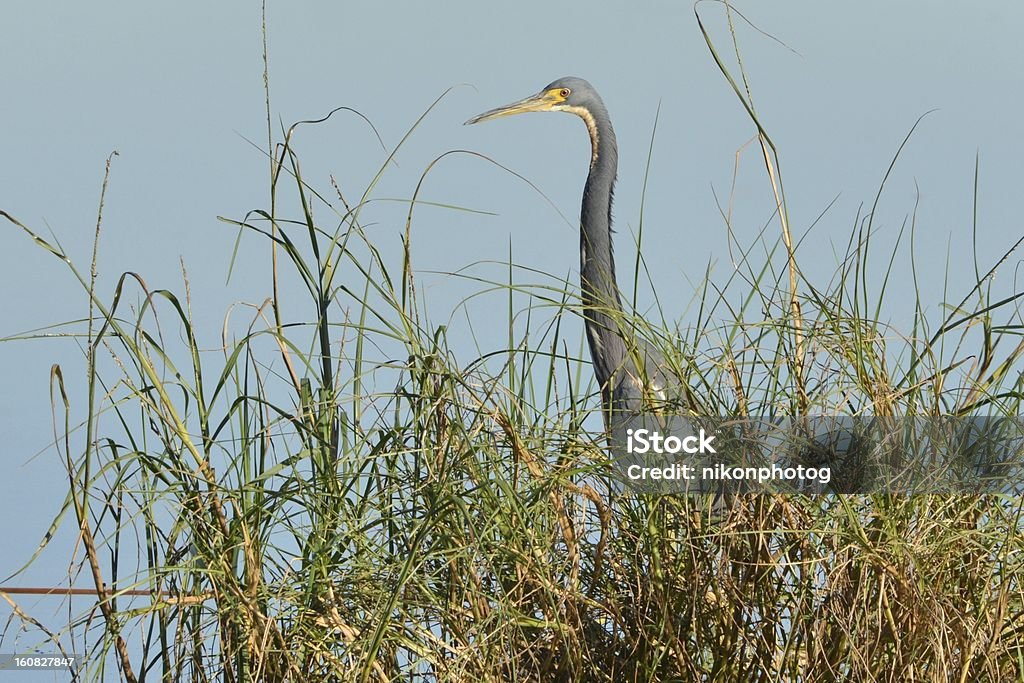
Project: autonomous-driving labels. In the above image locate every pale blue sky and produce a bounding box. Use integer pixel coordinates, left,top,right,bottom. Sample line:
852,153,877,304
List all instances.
3,1,1024,671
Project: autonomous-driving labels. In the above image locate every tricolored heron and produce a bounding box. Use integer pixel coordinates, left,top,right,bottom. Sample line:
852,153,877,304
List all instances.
466,77,682,436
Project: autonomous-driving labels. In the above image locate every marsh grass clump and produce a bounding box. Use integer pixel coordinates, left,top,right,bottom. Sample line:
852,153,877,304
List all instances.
4,12,1024,683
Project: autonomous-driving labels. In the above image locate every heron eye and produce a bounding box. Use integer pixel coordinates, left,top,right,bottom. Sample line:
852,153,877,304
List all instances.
559,88,571,98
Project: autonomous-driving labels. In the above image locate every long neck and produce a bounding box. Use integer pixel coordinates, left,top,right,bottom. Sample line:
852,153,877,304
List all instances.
578,108,628,390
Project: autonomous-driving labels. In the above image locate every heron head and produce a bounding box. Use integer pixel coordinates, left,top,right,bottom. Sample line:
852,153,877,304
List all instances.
464,76,601,125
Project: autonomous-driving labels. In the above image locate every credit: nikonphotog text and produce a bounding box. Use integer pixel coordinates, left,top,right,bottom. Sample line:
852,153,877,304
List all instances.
624,460,832,486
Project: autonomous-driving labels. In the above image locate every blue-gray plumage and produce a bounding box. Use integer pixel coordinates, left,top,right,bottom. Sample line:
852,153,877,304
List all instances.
467,77,681,434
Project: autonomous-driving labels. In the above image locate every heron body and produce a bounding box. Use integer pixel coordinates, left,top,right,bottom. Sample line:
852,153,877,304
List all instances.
467,77,677,433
